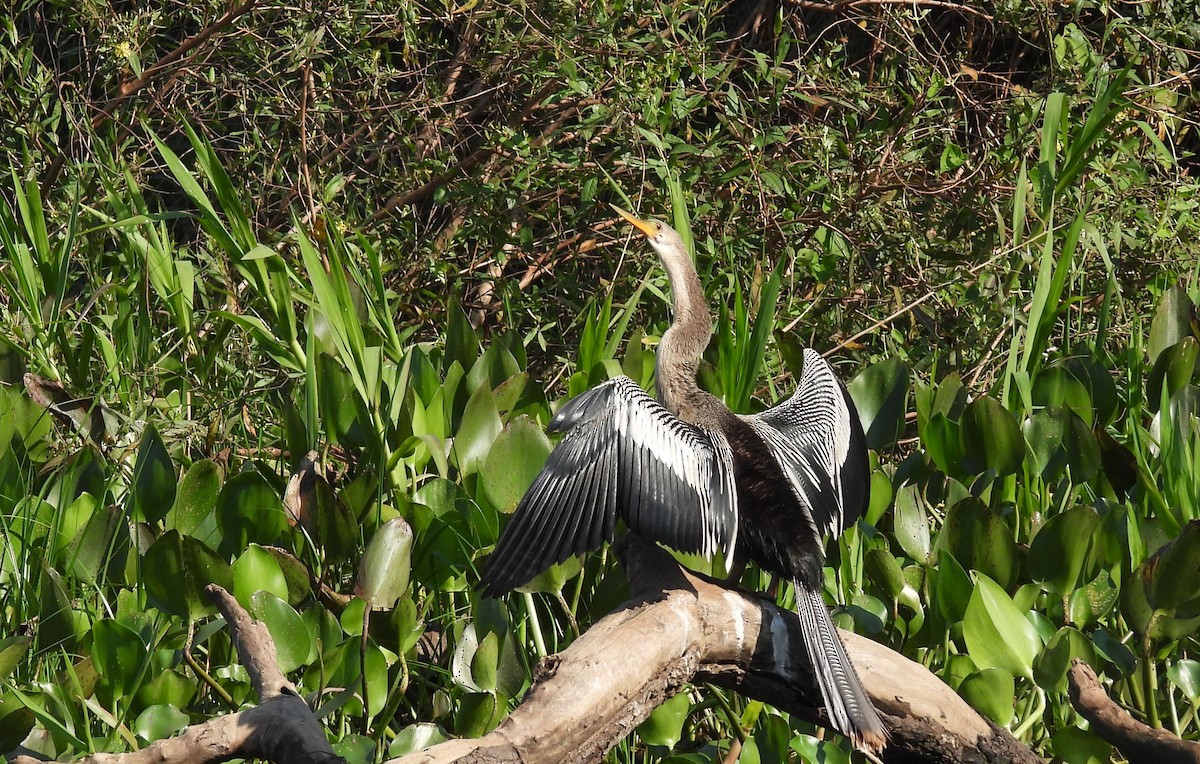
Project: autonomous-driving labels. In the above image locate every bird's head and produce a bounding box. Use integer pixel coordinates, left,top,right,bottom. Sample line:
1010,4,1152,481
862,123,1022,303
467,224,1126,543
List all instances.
610,205,687,262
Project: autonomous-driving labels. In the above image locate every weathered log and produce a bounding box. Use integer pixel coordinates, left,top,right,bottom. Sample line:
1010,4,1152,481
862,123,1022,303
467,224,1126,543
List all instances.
391,538,1042,764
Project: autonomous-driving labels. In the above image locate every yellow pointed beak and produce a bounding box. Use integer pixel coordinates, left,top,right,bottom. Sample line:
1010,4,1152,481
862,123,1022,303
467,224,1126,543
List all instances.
610,204,658,238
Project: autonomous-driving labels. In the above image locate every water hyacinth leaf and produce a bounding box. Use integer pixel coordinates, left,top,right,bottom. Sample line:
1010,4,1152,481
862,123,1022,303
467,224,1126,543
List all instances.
355,518,414,608
470,631,499,693
131,423,176,523
934,548,973,624
333,734,376,764
637,691,692,748
963,572,1042,680
865,469,893,527
790,734,851,764
921,412,963,476
958,668,1015,726
1032,366,1094,425
134,704,189,744
454,691,506,739
1148,285,1194,365
92,618,147,702
960,396,1025,476
848,358,909,449
1147,336,1198,414
313,478,359,564
388,723,449,757
454,385,502,477
1024,406,1068,478
1066,356,1119,427
1095,429,1138,499
1028,505,1100,596
215,471,286,558
1091,628,1137,677
1068,569,1119,627
144,531,233,619
38,563,80,652
1035,627,1097,693
1168,659,1200,702
482,415,552,513
516,556,581,594
0,637,31,683
938,497,1017,589
265,547,313,606
169,459,221,535
492,372,528,416
892,483,931,562
249,591,310,674
67,502,126,585
1051,726,1112,764
865,548,907,604
231,544,289,608
136,669,195,710
1147,520,1200,610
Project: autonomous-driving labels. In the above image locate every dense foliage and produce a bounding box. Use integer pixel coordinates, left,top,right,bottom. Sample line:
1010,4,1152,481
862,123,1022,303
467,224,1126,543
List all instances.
3,0,1200,762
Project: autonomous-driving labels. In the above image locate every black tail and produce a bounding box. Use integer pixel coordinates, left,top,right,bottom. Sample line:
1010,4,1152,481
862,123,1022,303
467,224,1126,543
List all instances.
794,583,888,753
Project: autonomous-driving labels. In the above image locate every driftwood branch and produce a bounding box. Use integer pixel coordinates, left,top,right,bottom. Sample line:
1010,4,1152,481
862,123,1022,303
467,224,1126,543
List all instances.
13,585,344,764
392,538,1040,764
1068,659,1200,764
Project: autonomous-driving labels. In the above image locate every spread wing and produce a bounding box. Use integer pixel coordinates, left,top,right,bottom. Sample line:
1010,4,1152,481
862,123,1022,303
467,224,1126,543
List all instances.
742,348,869,538
481,376,738,596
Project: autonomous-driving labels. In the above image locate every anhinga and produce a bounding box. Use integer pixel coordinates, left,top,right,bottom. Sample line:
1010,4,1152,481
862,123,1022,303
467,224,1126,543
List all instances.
482,206,887,752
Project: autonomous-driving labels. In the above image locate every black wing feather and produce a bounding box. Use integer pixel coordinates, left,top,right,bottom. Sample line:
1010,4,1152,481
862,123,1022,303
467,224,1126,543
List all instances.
481,376,738,596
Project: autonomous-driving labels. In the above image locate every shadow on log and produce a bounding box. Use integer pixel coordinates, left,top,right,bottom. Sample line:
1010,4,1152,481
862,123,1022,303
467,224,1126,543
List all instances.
391,537,1041,764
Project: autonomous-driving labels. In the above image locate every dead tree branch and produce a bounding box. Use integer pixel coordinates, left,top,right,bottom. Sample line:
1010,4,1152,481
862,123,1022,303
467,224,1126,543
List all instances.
1068,659,1200,764
391,538,1041,764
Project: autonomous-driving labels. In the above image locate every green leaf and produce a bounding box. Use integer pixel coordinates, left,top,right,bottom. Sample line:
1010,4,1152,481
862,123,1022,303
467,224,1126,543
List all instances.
453,384,502,477
133,704,189,744
0,637,32,683
215,471,286,558
958,668,1015,726
231,544,289,608
1050,726,1112,764
963,571,1042,680
143,531,233,619
1028,505,1100,596
933,548,973,624
922,412,964,476
249,591,310,674
92,618,147,702
1067,569,1119,627
848,358,909,449
892,482,931,563
131,423,176,523
637,691,692,748
1168,659,1200,702
481,415,552,513
1024,406,1068,478
1148,285,1194,365
1147,520,1200,610
1034,627,1097,693
938,497,1017,589
960,396,1025,476
470,631,499,693
1032,366,1094,425
388,723,449,757
355,518,414,608
454,691,506,738
169,459,221,535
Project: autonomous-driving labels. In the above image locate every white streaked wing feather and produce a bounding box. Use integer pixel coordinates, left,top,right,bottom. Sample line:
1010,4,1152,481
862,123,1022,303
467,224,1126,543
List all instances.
482,376,738,595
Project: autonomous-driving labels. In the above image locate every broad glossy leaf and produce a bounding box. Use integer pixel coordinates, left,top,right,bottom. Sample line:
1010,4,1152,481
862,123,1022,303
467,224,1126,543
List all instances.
92,618,147,701
934,548,973,624
637,691,692,748
1147,337,1198,413
892,483,931,562
1091,628,1137,677
0,637,31,683
922,412,963,476
131,423,176,523
355,518,414,608
790,734,851,764
135,668,195,710
1051,725,1112,764
958,668,1014,726
144,531,233,619
1147,520,1200,609
38,563,81,652
215,471,286,558
453,385,502,477
482,415,552,513
865,468,892,527
1168,659,1200,702
249,591,310,673
454,691,507,738
1035,627,1097,693
388,723,449,757
231,544,289,608
1062,413,1100,482
169,459,220,535
470,631,499,693
848,358,909,449
865,548,907,603
1148,285,1194,365
1067,569,1119,627
963,572,1042,680
1024,406,1067,478
960,396,1025,476
1029,505,1100,595
938,497,1017,588
1032,366,1094,425
67,502,126,585
133,704,189,743
1095,429,1138,499
264,547,313,606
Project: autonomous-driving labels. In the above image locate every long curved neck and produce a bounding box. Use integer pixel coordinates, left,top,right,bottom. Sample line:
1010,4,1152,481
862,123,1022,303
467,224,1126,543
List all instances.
655,243,711,414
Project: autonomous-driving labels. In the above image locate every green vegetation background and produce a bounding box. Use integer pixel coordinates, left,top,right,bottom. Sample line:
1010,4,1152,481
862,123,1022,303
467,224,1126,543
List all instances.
2,1,1200,761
